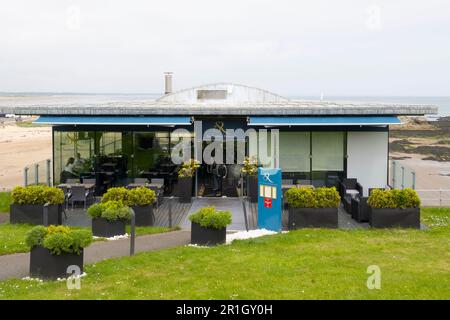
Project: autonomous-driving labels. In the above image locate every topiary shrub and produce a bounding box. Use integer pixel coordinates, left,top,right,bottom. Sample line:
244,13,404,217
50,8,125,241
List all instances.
11,185,64,205
285,187,340,208
368,188,420,209
101,187,129,204
86,202,103,219
25,225,92,255
127,187,156,206
188,206,232,229
87,200,132,222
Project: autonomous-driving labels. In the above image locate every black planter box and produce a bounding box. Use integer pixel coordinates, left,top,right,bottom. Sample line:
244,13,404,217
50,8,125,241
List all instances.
177,177,193,203
191,222,226,246
92,218,126,237
30,246,83,280
247,176,258,203
132,205,155,226
10,204,62,225
369,207,420,229
288,207,338,229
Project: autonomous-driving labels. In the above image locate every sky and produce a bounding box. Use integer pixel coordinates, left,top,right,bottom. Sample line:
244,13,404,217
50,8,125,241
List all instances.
0,0,449,96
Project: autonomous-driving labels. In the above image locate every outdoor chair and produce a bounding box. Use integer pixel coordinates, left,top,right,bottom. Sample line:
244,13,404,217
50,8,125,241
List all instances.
58,186,71,219
342,195,352,214
339,178,363,199
66,178,80,184
82,178,96,199
351,197,370,222
150,178,165,207
68,185,90,210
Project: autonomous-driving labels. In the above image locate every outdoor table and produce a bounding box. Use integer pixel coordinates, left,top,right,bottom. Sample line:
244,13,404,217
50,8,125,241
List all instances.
58,183,95,190
126,182,164,190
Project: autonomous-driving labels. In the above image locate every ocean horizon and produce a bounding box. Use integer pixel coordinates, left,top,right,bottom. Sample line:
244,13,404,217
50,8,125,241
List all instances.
0,93,449,117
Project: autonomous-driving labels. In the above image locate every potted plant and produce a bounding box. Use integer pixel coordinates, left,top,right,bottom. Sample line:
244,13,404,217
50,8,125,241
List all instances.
285,187,341,229
10,186,65,225
25,225,92,280
241,157,258,203
87,201,132,237
189,206,232,246
177,159,200,203
368,188,421,228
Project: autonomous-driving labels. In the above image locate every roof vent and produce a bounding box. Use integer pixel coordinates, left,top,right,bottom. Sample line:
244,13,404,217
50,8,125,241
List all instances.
164,72,173,95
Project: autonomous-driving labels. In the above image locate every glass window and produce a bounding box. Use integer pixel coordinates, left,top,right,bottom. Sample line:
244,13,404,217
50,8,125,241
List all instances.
54,131,95,184
279,132,310,172
312,132,344,171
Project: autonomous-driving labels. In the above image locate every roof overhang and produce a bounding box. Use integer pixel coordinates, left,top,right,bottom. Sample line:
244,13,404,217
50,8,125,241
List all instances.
33,116,192,126
248,116,401,127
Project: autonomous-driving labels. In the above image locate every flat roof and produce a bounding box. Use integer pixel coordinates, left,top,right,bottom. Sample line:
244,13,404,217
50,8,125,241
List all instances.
0,100,438,116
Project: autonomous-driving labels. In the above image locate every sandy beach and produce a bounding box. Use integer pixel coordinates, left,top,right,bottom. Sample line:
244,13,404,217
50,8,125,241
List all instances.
0,120,52,191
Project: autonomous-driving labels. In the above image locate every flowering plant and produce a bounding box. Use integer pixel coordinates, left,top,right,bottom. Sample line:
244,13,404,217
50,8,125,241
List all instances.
178,159,201,178
240,157,258,176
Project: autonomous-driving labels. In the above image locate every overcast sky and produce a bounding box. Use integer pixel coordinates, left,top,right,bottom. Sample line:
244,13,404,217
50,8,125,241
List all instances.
0,0,449,96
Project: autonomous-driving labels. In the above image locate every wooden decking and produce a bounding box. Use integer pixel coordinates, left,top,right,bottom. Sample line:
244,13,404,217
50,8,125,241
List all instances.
154,198,191,227
64,198,192,228
64,198,367,230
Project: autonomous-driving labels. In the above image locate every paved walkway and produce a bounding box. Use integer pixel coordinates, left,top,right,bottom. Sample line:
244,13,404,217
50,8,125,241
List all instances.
182,197,247,231
0,230,190,281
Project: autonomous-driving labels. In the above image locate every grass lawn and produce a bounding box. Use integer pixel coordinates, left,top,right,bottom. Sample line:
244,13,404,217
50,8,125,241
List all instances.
0,208,448,300
0,223,177,256
0,192,11,214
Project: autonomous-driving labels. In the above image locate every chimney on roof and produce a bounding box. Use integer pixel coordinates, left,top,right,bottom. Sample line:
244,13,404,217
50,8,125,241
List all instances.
164,72,173,95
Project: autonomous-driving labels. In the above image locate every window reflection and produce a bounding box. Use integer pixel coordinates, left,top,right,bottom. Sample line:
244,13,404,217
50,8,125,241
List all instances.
53,129,193,195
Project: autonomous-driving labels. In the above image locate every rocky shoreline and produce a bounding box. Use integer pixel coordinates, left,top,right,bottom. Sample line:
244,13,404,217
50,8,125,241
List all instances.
390,117,450,162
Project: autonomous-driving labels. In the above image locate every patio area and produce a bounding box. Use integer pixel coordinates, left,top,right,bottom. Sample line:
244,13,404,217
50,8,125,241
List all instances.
60,196,371,231
64,197,192,228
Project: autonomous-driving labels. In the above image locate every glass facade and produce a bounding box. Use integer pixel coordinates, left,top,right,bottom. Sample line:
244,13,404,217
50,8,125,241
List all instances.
255,131,346,187
53,126,347,195
53,129,193,195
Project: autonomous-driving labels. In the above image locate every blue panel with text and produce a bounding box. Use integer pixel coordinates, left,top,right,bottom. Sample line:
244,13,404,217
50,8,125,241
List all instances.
257,168,282,231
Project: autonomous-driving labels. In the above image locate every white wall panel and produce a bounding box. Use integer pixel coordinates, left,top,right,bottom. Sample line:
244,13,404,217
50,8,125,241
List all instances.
347,131,388,196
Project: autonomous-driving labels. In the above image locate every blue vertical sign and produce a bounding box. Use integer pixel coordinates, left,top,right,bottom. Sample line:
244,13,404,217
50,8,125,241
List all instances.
257,168,282,231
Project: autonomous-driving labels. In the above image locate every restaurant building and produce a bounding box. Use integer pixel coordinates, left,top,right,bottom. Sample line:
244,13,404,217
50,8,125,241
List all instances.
0,78,438,198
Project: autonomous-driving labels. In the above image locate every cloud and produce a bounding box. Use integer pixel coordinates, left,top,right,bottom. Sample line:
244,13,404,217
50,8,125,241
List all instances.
0,0,449,95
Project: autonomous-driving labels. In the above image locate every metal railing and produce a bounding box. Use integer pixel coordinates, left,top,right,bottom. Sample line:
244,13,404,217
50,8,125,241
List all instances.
391,160,416,190
416,189,450,207
24,159,52,187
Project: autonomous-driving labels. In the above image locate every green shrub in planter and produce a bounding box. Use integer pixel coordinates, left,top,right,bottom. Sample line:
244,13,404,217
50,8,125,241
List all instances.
127,187,156,206
25,225,93,255
101,187,129,204
189,206,232,246
26,225,92,279
368,188,421,209
88,201,132,237
285,187,340,229
367,189,421,228
87,201,132,222
178,159,200,178
10,186,65,225
285,187,340,208
188,206,232,229
11,185,64,205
